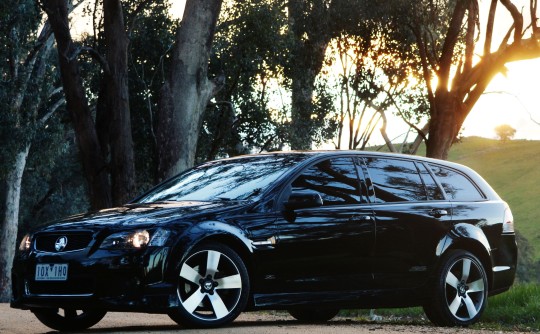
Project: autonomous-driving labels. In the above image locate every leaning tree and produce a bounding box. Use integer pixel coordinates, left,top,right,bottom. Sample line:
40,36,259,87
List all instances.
401,0,540,159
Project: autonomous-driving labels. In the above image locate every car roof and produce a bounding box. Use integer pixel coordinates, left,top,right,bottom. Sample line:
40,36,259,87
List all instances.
217,150,501,200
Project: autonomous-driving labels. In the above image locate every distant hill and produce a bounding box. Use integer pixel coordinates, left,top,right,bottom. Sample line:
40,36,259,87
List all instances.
368,136,540,258
446,136,540,259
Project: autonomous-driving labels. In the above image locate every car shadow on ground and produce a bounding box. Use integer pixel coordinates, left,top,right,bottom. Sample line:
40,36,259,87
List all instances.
43,319,374,333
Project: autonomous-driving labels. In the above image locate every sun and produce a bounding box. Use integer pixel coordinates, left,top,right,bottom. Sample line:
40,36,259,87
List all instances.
462,59,540,140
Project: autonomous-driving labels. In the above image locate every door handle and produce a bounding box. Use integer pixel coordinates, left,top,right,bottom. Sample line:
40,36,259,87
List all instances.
350,215,372,222
429,209,448,218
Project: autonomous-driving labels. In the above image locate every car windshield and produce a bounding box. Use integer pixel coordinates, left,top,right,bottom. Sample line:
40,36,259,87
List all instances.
136,154,308,203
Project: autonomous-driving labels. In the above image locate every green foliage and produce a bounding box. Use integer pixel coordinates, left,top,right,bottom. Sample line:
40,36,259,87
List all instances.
127,1,177,190
77,1,177,193
0,0,89,257
0,0,42,177
19,117,89,237
204,0,292,157
323,32,428,150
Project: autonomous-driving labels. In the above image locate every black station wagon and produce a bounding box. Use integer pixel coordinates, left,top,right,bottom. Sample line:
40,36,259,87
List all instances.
11,151,517,330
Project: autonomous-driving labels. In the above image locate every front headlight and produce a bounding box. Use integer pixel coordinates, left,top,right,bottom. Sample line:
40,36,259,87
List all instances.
148,228,171,247
19,234,32,251
100,230,150,249
99,228,171,249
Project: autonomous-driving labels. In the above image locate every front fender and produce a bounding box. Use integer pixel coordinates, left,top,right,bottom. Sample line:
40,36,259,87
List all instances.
164,221,254,279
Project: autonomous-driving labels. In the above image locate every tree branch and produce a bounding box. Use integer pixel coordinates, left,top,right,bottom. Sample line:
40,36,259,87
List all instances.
80,46,111,75
484,0,498,54
378,110,397,153
499,0,524,43
410,25,436,112
438,0,468,89
39,97,65,126
127,0,155,37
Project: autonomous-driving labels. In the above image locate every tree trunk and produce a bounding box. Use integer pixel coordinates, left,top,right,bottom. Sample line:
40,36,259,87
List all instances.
426,93,464,160
290,67,323,150
287,0,332,150
0,145,30,302
42,0,111,209
103,0,136,205
156,0,223,180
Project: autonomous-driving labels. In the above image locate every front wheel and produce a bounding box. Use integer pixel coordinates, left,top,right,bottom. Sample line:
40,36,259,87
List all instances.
423,250,488,326
168,242,249,328
32,308,106,331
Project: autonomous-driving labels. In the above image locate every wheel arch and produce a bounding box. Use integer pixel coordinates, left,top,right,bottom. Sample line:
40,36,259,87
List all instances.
435,224,494,289
165,221,254,280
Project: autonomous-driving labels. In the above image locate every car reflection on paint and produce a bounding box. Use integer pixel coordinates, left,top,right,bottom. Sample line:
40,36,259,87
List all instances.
11,151,517,330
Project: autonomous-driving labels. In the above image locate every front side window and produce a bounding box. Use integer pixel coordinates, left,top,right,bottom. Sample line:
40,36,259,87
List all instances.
137,155,309,203
364,157,426,203
429,165,484,201
291,157,361,206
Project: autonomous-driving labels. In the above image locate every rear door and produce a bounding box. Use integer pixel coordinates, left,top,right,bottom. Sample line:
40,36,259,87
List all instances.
272,156,375,293
360,157,453,288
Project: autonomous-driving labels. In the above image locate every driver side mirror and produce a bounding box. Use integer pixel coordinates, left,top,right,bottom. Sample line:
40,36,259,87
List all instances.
284,190,323,210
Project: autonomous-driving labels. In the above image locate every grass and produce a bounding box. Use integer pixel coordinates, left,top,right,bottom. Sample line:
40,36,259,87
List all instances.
375,136,540,260
339,283,540,331
479,283,540,331
446,137,540,259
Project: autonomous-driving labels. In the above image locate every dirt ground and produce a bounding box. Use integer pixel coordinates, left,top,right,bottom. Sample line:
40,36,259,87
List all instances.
0,303,528,334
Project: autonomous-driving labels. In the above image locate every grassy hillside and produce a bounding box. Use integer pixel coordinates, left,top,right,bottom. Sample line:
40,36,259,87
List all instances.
372,136,540,259
446,137,540,258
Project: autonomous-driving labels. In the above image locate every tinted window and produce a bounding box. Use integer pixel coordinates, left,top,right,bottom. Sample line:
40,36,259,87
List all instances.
429,165,484,201
364,157,426,203
417,163,444,200
137,155,308,202
291,158,361,206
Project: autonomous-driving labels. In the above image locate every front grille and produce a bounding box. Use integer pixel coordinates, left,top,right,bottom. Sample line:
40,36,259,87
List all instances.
35,232,94,252
27,278,95,296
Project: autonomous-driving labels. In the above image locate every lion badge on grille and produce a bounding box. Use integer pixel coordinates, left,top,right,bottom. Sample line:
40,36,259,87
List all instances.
55,236,68,252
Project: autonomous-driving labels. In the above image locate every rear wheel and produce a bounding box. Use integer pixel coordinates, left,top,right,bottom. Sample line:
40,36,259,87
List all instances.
32,308,106,331
423,250,488,326
288,308,339,323
168,242,249,328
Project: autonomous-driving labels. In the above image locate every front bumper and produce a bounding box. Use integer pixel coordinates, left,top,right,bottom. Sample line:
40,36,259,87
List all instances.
11,246,179,312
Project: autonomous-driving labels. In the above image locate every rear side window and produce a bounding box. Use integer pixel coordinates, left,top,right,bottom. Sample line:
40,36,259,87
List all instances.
292,157,361,206
417,163,444,200
364,157,426,203
429,165,484,201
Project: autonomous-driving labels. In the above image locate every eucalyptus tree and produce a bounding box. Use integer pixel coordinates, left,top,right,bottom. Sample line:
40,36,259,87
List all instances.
0,0,65,302
285,0,379,150
156,0,224,180
127,1,177,186
203,0,292,159
328,34,428,152
40,0,143,208
397,0,540,159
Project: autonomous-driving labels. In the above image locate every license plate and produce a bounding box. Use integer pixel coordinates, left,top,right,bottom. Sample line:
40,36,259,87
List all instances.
35,263,68,281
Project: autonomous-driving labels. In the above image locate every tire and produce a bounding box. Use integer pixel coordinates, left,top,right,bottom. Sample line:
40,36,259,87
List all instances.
288,308,339,323
32,308,106,331
423,250,488,327
168,242,249,328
